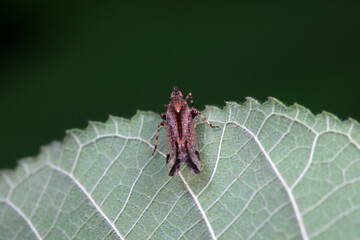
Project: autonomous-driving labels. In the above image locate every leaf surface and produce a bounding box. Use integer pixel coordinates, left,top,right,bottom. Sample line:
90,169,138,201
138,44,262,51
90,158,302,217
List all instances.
1,98,360,240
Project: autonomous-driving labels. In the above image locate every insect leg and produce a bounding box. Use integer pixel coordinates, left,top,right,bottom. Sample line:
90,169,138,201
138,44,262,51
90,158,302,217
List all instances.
192,108,219,128
185,93,194,109
193,114,198,128
152,121,165,155
161,113,166,120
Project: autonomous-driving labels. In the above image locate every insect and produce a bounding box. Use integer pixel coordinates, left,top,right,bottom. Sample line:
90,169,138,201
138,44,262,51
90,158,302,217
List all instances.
152,86,219,176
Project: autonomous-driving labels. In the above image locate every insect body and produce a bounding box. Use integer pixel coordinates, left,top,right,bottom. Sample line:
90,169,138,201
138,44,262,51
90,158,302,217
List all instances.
152,86,218,176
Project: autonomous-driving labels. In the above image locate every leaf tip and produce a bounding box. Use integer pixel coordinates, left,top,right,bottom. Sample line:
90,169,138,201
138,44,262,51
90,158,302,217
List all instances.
245,96,260,104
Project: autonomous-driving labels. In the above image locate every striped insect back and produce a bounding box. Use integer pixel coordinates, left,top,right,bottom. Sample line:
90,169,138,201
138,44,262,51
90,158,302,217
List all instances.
152,86,219,176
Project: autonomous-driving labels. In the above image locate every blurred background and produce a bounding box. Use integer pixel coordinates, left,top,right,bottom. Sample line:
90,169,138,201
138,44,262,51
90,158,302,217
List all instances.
1,1,359,169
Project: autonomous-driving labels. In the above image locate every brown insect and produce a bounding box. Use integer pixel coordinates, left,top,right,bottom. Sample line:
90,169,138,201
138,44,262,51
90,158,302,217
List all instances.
152,86,219,176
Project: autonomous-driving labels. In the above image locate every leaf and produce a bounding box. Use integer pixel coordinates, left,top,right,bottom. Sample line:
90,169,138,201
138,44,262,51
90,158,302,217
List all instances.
1,98,360,240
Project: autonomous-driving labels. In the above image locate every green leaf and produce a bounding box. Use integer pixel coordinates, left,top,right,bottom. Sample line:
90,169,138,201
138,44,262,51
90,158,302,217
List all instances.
1,98,360,240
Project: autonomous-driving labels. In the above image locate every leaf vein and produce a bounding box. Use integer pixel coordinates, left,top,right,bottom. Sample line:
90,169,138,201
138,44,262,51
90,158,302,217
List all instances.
47,163,125,240
2,200,42,239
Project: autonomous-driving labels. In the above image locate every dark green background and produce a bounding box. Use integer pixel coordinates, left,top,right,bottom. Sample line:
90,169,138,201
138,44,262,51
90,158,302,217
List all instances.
1,1,359,169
